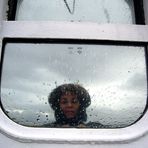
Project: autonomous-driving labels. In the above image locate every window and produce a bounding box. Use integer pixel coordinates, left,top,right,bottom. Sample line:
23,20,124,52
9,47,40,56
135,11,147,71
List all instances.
1,40,147,128
0,0,148,144
15,0,135,23
5,0,144,24
7,0,145,24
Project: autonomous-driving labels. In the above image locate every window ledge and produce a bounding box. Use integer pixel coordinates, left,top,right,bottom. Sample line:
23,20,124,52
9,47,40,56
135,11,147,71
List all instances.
0,108,148,144
0,21,148,42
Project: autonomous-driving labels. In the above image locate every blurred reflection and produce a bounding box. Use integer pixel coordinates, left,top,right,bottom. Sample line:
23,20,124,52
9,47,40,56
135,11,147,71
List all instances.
47,83,106,128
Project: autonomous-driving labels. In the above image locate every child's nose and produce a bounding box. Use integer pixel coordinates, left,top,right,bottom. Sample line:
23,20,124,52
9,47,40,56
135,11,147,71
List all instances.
67,102,73,107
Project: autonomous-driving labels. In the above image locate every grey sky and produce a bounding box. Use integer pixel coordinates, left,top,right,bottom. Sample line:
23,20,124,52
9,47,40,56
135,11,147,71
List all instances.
1,43,147,127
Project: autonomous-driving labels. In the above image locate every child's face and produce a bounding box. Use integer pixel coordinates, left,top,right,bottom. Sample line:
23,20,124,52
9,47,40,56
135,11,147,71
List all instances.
60,91,80,119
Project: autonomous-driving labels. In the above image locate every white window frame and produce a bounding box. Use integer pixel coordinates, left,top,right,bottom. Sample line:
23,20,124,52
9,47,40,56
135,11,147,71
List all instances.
0,0,148,144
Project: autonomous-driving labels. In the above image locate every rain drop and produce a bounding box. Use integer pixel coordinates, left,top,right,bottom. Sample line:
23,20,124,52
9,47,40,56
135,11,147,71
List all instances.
77,50,82,54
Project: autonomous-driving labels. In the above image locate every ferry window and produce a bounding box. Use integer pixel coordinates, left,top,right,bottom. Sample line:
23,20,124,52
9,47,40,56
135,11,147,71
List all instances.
1,41,147,128
8,0,137,24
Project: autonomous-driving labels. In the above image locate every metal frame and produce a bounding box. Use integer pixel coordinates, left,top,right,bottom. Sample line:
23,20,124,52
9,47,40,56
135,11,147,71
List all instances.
0,0,148,144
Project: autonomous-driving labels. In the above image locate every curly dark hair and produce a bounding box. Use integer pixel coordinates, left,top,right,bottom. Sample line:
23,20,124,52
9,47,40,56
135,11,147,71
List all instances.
48,83,91,126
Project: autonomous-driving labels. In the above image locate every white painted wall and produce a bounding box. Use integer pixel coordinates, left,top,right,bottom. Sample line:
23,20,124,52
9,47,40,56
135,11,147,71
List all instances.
0,132,148,148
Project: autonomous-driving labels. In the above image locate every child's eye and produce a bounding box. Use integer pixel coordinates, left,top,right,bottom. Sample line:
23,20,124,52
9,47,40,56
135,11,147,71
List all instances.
61,100,68,104
72,99,79,103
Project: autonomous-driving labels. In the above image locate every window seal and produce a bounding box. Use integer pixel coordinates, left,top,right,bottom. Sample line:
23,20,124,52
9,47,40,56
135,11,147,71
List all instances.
7,0,17,20
134,0,145,24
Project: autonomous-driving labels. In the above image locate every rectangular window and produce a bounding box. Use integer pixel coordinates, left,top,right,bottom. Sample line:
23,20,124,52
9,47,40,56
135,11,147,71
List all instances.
7,0,145,24
1,40,147,128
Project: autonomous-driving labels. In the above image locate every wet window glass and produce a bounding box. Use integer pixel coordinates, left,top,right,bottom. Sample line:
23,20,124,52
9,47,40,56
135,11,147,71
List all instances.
15,0,135,24
1,42,147,128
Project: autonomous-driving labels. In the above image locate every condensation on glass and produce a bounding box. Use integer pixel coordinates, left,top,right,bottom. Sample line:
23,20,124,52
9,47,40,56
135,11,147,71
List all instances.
1,42,147,128
15,0,135,24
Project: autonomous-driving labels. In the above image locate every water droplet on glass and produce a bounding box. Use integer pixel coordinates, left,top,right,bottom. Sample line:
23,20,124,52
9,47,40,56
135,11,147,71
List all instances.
55,81,57,87
77,50,82,54
68,47,73,50
6,110,9,114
